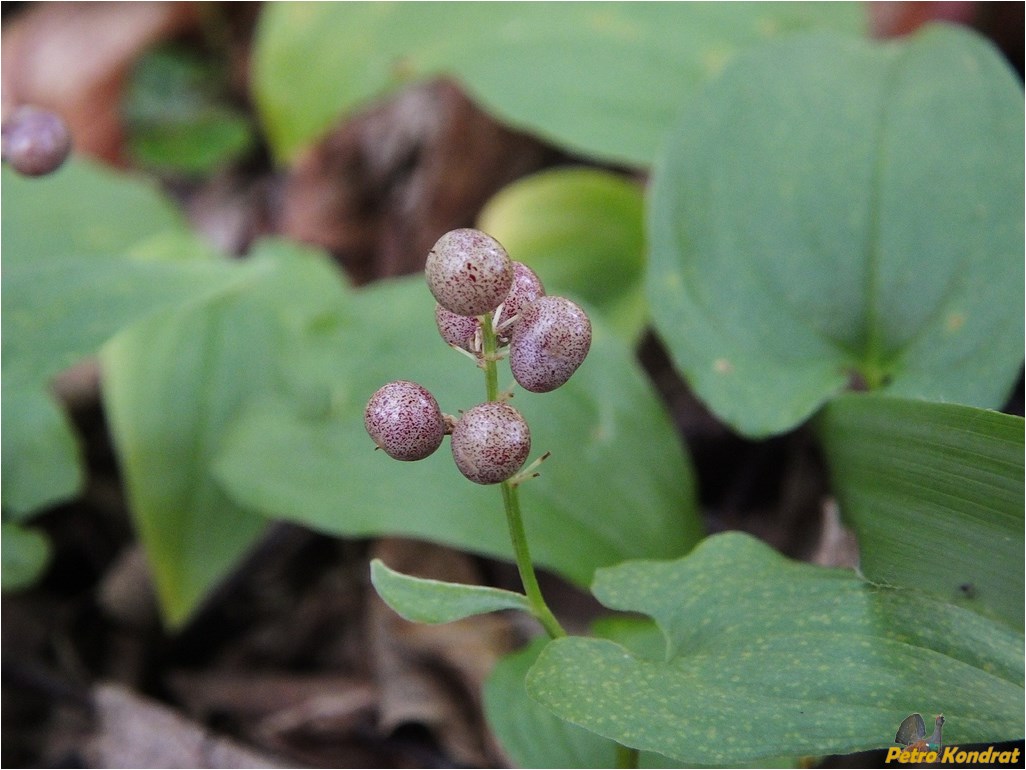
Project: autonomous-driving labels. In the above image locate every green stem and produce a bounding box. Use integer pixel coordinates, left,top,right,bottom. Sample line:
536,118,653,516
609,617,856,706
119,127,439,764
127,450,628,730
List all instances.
615,745,640,769
480,314,566,640
481,313,501,402
501,481,566,639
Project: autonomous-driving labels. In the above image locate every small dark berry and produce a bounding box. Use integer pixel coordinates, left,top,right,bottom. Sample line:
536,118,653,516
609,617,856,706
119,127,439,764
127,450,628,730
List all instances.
509,296,591,393
426,228,513,317
365,381,446,461
451,402,531,484
2,106,72,177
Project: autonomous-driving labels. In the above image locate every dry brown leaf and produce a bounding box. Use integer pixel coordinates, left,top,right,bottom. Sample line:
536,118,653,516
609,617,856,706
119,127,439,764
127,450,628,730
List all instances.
279,79,564,285
84,682,292,769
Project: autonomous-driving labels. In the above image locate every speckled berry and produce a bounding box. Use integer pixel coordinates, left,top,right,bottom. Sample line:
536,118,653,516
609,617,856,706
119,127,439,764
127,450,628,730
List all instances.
435,304,480,351
496,261,545,332
2,106,71,177
365,381,446,461
509,296,591,393
451,402,531,485
426,228,513,317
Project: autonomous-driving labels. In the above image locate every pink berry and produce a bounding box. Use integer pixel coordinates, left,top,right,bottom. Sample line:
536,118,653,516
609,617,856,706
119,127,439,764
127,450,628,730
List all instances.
435,303,480,351
450,402,531,485
2,106,71,177
425,228,513,317
365,381,446,461
509,296,591,393
496,261,545,334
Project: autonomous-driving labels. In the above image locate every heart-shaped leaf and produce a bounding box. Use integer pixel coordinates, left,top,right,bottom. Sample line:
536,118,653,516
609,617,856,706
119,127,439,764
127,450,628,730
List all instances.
647,26,1024,437
527,532,1024,765
253,3,863,165
818,394,1024,628
213,275,703,588
370,558,530,623
477,168,647,343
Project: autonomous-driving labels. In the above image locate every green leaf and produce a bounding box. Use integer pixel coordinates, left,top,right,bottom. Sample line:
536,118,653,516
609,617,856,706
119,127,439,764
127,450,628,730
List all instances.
124,45,255,175
647,26,1025,437
485,626,697,769
818,394,1024,629
478,168,647,343
1,159,244,519
485,637,622,769
1,384,82,518
253,3,863,165
370,558,529,623
527,532,1024,766
1,522,52,591
213,275,703,588
99,242,336,626
4,250,244,386
1,160,185,262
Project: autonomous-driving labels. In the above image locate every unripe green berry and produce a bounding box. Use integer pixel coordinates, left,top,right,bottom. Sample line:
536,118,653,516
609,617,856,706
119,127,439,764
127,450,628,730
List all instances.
365,380,446,461
426,228,513,317
2,106,71,177
509,296,591,393
451,402,531,485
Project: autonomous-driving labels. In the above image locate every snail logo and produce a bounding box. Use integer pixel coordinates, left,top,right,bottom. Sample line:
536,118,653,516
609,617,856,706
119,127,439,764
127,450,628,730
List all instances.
885,714,1022,765
894,713,944,752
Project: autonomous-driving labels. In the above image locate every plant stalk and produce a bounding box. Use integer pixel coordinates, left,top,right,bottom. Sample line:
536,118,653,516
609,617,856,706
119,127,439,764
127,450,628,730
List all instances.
480,313,566,640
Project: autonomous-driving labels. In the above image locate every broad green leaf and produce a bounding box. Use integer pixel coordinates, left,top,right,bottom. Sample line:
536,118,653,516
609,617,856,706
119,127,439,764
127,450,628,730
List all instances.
1,384,81,518
253,3,863,165
2,160,244,519
213,275,702,588
818,394,1024,629
1,522,52,591
527,532,1024,765
477,167,647,342
1,160,184,263
370,558,529,623
647,26,1025,437
485,626,696,769
99,242,336,626
4,251,244,386
485,637,622,769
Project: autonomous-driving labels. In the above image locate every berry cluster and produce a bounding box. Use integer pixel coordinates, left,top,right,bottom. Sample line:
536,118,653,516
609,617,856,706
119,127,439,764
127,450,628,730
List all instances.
365,228,592,485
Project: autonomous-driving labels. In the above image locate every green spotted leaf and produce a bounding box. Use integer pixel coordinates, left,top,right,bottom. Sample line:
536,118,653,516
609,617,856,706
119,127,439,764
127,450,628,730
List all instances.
526,532,1024,765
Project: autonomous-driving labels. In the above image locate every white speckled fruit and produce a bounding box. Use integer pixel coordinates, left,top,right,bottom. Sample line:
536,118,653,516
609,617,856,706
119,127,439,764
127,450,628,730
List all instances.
450,402,531,484
365,381,446,461
509,296,591,393
496,261,545,332
425,228,513,317
435,304,480,351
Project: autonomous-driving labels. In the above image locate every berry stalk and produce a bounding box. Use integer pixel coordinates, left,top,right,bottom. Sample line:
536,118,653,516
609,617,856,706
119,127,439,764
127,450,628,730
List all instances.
480,313,566,640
